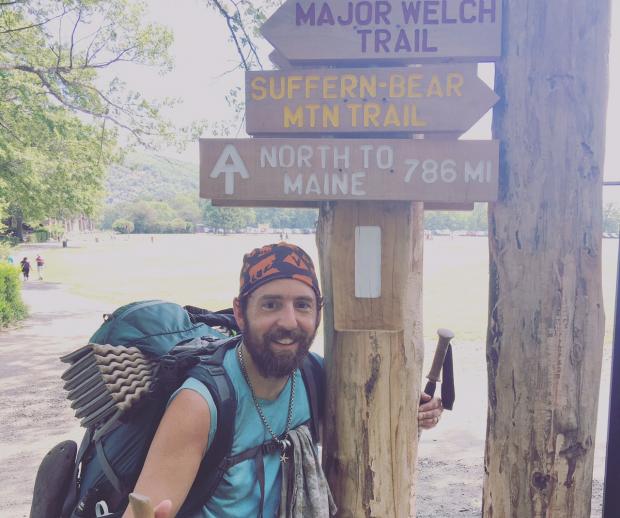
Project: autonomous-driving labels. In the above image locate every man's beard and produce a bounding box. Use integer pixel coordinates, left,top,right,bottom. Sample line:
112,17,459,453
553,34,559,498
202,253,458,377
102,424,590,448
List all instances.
243,322,316,378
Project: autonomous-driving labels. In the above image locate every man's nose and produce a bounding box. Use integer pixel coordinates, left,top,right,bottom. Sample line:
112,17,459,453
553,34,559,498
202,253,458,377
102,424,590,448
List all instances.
277,303,298,329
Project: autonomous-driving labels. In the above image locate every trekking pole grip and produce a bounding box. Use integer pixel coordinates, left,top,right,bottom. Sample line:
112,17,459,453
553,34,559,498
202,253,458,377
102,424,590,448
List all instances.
426,328,455,384
128,493,155,518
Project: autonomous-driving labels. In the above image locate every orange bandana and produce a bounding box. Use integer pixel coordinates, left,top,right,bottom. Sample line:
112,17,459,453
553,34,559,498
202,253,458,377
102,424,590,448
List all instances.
239,242,321,301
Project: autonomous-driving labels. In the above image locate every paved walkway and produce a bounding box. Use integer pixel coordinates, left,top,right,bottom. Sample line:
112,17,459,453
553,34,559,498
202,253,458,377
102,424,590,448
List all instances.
0,281,108,517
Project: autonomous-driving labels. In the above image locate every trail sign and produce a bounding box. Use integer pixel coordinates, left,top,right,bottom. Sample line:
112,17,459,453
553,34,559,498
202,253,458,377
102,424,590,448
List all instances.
200,138,498,203
246,64,498,135
261,0,502,65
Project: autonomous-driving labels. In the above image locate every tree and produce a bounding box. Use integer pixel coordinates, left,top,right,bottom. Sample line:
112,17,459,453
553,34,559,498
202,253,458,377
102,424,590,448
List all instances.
0,1,175,145
112,218,133,234
603,202,620,233
169,194,203,225
484,1,610,516
1,0,176,238
202,200,255,232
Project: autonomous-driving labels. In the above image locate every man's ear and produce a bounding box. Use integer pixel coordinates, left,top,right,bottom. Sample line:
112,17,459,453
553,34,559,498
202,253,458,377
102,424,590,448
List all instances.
233,297,246,332
315,299,322,329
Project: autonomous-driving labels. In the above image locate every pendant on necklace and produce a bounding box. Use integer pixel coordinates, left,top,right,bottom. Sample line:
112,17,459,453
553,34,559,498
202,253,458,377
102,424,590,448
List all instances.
279,437,291,464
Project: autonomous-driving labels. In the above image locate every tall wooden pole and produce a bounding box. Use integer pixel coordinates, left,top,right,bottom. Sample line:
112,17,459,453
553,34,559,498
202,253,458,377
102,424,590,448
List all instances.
484,1,611,516
318,200,424,516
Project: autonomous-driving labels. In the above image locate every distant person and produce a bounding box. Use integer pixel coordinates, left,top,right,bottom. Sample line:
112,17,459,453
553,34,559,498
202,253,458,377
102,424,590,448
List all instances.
35,255,45,280
7,255,14,265
20,257,31,281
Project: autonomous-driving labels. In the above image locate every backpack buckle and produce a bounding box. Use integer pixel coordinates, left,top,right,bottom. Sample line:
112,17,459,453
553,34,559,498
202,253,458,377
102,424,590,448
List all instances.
158,355,180,388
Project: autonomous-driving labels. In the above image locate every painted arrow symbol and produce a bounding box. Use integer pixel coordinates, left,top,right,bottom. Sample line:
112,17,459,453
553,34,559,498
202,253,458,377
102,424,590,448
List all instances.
260,0,502,65
245,64,499,135
208,144,250,195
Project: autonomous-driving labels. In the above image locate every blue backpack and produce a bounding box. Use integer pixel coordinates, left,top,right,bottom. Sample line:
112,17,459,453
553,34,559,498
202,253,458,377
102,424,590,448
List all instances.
28,300,324,518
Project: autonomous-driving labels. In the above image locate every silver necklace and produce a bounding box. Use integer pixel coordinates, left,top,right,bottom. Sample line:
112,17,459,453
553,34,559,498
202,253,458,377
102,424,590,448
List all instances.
237,343,295,463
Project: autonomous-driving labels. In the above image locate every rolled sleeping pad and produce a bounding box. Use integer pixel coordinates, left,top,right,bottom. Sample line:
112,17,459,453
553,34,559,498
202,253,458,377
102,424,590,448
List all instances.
30,440,77,518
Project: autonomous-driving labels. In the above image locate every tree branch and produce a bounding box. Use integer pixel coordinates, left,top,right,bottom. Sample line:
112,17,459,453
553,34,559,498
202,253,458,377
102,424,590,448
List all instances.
32,69,154,145
0,8,73,35
230,0,263,69
210,0,250,71
0,116,26,145
69,9,83,69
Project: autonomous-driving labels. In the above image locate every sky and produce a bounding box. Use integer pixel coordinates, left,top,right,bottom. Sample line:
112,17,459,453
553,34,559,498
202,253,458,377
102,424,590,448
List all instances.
118,0,619,201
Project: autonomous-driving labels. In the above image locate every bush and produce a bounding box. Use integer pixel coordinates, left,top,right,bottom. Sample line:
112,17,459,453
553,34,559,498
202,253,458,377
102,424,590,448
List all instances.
112,219,134,234
169,218,190,233
32,229,50,242
0,263,27,327
48,224,65,240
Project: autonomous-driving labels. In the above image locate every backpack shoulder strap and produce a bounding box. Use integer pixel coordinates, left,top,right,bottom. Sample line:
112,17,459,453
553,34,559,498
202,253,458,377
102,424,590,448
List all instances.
180,341,324,515
300,352,325,443
177,335,241,516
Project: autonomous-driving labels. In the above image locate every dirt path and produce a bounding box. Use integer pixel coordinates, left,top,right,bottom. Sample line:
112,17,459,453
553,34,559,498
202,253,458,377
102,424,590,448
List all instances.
0,281,108,517
0,280,610,517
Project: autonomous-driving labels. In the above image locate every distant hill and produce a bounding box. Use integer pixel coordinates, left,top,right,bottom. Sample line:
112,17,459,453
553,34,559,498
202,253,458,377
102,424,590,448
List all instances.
106,153,199,205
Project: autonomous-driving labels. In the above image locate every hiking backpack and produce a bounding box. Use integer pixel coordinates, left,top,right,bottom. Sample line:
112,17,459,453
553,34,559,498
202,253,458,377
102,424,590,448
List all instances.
29,300,324,518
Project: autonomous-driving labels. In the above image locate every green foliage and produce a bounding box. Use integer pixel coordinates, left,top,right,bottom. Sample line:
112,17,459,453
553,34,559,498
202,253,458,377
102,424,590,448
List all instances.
105,153,199,205
0,0,178,239
169,217,192,233
31,229,49,243
603,203,620,233
112,218,134,234
48,223,65,240
0,263,27,326
424,203,488,231
202,201,256,232
1,0,176,146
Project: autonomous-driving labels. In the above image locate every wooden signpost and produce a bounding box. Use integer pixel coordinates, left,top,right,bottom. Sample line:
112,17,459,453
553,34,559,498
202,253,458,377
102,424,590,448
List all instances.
246,65,499,135
200,0,501,515
261,0,502,64
201,138,498,202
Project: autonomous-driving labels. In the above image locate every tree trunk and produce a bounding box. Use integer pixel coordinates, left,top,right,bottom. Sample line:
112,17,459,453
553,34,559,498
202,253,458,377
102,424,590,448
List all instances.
317,201,424,517
484,1,611,516
14,210,24,242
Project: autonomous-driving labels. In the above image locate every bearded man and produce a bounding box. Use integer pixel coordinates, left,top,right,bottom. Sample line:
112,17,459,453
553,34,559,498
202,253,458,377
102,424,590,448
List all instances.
124,242,443,518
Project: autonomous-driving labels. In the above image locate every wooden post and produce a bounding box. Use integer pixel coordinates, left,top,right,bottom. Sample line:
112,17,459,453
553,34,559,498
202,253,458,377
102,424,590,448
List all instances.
484,1,611,516
317,200,424,516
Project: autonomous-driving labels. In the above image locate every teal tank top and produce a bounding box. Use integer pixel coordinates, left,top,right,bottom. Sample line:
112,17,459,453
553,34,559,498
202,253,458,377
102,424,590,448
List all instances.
171,346,310,517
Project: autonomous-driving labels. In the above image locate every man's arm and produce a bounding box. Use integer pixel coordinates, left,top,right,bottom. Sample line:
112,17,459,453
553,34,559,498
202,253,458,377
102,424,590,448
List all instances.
122,389,211,518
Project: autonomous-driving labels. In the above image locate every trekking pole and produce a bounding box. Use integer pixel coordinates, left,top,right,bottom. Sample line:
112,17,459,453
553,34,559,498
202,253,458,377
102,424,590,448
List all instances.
418,328,456,437
423,328,455,408
128,493,155,518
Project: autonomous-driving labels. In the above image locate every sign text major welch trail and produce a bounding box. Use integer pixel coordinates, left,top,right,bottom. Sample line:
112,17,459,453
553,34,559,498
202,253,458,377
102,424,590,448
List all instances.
261,0,502,64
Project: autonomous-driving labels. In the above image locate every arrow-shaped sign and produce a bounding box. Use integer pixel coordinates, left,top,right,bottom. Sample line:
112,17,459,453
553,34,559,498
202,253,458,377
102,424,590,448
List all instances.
200,138,499,203
261,0,502,65
245,64,498,135
208,144,250,195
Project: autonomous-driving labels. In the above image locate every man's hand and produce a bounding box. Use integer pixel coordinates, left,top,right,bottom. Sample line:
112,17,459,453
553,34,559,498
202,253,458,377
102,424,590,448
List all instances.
418,393,443,430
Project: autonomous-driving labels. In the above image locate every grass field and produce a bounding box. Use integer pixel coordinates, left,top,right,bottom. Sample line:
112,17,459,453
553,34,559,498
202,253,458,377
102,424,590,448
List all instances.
17,232,619,344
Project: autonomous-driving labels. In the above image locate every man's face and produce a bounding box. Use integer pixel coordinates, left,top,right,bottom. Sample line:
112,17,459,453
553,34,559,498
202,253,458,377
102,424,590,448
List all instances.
234,278,320,378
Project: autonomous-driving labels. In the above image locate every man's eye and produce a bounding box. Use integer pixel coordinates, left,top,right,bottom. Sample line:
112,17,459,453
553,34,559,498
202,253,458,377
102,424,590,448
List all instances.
262,301,279,310
295,301,313,311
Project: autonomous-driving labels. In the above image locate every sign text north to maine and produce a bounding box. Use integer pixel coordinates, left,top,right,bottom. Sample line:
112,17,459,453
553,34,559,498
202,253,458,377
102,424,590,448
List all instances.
200,138,499,203
261,0,502,64
246,64,498,135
